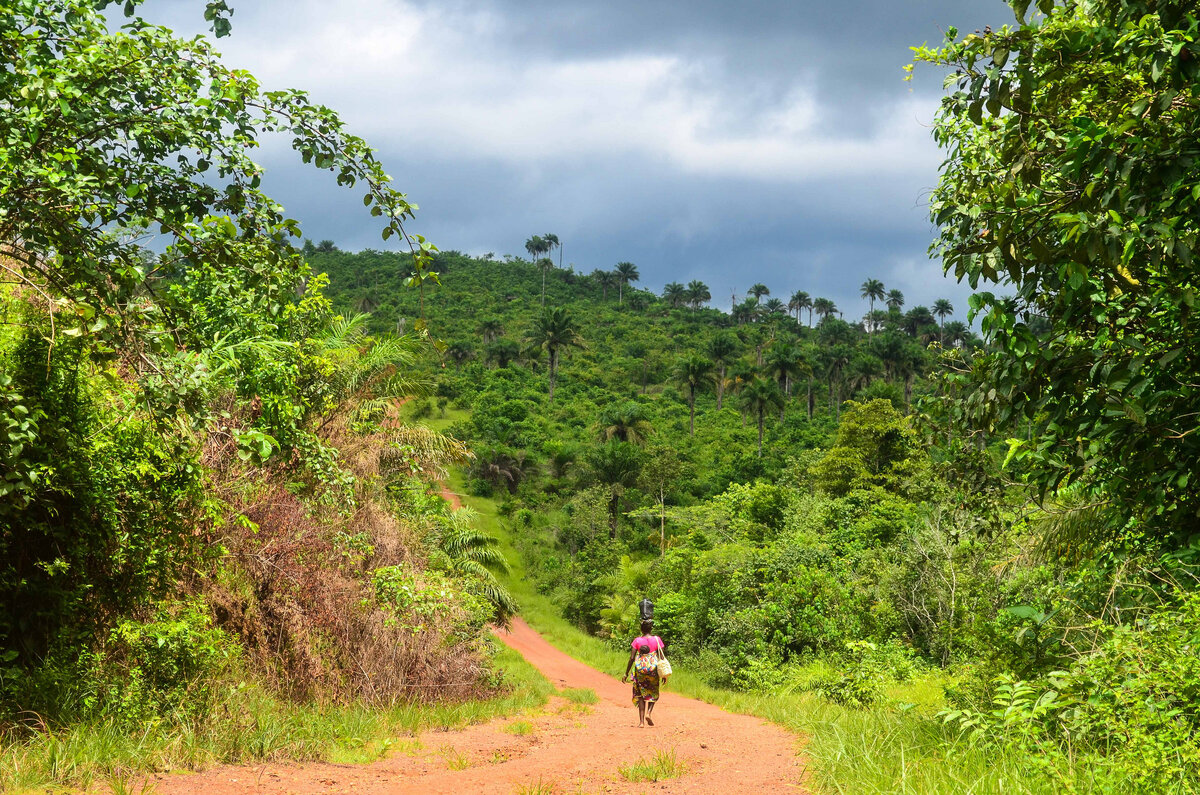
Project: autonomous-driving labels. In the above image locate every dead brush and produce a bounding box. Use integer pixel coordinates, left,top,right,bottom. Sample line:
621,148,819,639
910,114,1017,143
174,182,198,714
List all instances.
202,464,490,703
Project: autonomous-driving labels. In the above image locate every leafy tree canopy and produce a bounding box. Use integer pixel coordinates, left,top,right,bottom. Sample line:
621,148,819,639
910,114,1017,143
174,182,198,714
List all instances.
915,0,1200,544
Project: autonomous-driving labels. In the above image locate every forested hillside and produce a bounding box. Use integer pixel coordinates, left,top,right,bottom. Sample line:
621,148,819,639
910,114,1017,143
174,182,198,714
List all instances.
4,0,1200,793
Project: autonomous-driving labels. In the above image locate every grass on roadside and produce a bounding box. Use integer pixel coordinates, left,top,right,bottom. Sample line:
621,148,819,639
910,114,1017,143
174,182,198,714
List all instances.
560,688,598,705
0,645,553,794
618,748,686,783
449,471,1061,795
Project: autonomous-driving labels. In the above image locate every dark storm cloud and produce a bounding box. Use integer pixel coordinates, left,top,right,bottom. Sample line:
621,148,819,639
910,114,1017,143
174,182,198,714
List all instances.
138,0,1012,325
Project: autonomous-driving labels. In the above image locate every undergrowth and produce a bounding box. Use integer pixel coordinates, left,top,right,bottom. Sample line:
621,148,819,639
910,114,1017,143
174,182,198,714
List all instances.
451,472,1072,795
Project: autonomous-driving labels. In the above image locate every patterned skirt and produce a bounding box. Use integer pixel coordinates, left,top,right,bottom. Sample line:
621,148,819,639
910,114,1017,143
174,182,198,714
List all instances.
632,668,660,704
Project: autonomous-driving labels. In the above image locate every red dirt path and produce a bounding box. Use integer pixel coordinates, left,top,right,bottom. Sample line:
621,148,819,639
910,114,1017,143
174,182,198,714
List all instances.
144,617,807,794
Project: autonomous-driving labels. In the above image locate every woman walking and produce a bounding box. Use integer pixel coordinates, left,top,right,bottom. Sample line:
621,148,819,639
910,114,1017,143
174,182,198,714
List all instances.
621,620,669,727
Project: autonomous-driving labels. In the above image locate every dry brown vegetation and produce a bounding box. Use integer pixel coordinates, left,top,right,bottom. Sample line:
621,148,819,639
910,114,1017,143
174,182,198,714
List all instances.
195,408,485,705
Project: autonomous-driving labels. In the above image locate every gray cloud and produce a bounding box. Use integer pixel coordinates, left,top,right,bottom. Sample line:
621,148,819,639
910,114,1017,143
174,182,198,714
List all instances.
138,0,1011,325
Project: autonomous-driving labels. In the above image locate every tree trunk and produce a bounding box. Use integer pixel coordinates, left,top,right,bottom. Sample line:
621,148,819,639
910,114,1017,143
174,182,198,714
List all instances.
659,485,666,555
548,348,558,402
717,364,725,409
688,392,695,436
807,378,814,419
542,267,546,305
609,491,620,539
757,409,764,457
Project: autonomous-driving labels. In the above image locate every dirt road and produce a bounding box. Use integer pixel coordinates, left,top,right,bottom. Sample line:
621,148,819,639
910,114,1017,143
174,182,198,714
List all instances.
146,617,806,793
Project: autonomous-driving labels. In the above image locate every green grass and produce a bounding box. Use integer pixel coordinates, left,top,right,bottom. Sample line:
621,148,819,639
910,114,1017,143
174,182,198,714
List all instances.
617,748,686,783
0,645,553,793
451,472,1057,795
503,720,535,736
560,688,598,705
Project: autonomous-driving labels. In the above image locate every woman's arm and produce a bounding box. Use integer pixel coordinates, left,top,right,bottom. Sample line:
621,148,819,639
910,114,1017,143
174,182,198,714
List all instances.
622,648,635,682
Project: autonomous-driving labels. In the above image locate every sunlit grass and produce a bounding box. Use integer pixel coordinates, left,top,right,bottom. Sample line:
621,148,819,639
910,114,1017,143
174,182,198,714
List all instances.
560,688,598,705
617,748,686,783
503,720,534,736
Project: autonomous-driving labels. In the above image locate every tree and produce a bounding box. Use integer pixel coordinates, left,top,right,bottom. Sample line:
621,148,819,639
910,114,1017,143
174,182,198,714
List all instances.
595,270,619,302
914,0,1200,543
739,378,784,457
586,442,643,538
485,338,520,368
860,279,886,333
942,321,969,349
525,235,546,264
0,0,434,657
766,343,803,396
903,306,936,337
478,318,504,343
706,333,738,410
640,443,686,554
763,298,786,316
886,289,905,311
686,280,711,312
932,298,954,341
543,232,561,268
598,402,654,446
662,281,687,308
731,299,758,325
538,257,554,305
748,283,771,302
813,298,838,324
789,291,812,325
446,340,474,372
428,507,516,620
526,307,585,402
615,262,639,306
673,354,713,436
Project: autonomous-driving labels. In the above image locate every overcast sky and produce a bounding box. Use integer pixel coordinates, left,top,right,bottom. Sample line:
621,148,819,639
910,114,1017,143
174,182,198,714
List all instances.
147,0,1013,320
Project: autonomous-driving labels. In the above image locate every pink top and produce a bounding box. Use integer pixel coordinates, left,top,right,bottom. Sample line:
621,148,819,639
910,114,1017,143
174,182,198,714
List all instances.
631,635,664,653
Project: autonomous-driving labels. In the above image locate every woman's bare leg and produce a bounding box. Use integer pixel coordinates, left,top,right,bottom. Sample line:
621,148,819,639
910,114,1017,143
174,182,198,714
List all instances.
646,700,656,726
637,700,646,727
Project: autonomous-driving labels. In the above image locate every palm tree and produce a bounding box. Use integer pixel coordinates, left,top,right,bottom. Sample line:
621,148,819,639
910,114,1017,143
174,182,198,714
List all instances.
477,318,503,343
705,332,738,409
673,354,713,436
446,340,474,372
615,261,639,305
731,300,756,325
748,283,770,302
739,377,784,457
543,232,561,268
484,338,520,368
598,402,654,445
904,305,936,337
933,298,954,341
524,235,545,264
662,281,686,308
587,442,643,538
526,307,585,402
886,289,905,311
763,297,786,316
860,279,885,334
824,344,852,419
595,269,619,301
943,320,969,348
813,297,837,324
686,280,711,312
427,507,516,620
765,344,803,420
789,291,811,324
537,257,555,305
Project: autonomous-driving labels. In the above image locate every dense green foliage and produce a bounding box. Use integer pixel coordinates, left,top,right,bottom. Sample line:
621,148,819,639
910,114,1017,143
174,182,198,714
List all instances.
0,3,516,787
